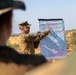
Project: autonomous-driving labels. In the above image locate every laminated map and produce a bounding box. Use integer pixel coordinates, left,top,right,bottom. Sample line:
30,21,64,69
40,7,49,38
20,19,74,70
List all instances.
38,19,67,59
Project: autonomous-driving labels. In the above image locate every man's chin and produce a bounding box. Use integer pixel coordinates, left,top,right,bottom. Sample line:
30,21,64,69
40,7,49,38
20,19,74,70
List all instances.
24,31,29,34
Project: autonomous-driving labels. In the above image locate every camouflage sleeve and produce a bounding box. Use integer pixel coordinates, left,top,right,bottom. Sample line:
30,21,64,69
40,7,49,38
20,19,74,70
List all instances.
34,41,40,48
24,29,50,42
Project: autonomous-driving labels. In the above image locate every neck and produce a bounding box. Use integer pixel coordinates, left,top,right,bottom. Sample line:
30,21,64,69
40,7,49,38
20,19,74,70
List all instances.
0,39,6,46
0,32,8,46
0,34,7,46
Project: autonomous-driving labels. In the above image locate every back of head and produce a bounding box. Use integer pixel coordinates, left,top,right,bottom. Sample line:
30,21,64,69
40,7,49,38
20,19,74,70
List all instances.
0,0,26,44
0,0,26,31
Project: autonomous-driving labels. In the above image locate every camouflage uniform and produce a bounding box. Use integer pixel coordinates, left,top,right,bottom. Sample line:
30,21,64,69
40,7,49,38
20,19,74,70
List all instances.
19,29,50,54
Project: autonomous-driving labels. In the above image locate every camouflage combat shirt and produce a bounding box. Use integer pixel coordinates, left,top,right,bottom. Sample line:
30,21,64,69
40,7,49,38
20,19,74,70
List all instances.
19,30,50,54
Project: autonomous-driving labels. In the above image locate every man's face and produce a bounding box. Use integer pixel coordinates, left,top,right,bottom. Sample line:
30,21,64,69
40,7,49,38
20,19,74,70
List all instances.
22,26,30,33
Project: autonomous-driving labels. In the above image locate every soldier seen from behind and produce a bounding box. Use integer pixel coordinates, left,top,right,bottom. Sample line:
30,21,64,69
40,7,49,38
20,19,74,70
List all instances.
0,0,48,75
19,21,51,54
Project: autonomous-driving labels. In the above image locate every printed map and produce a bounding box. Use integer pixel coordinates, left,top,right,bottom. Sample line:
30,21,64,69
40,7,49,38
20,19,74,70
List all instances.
38,19,66,59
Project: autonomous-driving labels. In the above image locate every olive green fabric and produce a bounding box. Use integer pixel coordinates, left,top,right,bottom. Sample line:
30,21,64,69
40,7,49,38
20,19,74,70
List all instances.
0,46,47,75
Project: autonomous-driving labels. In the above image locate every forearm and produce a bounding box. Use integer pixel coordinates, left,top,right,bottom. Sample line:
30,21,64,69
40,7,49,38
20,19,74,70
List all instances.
24,29,50,42
35,29,50,41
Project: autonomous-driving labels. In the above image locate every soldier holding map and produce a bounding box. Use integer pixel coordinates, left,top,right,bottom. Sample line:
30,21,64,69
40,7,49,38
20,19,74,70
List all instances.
18,21,51,54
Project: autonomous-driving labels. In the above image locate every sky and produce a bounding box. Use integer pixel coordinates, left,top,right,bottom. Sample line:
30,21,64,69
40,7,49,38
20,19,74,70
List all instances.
12,0,76,34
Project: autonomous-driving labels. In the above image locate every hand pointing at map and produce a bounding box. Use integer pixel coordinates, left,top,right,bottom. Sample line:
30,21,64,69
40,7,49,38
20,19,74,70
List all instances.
45,28,51,34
